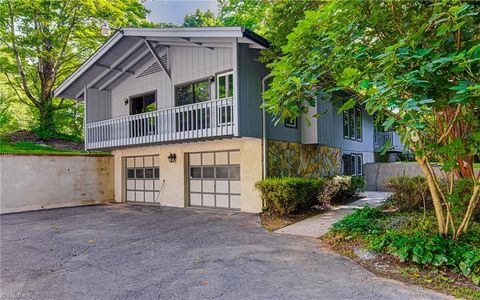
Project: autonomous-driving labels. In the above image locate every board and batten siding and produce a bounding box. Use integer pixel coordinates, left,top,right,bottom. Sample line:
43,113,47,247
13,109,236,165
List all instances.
110,45,232,118
316,95,375,162
237,44,302,143
86,88,111,123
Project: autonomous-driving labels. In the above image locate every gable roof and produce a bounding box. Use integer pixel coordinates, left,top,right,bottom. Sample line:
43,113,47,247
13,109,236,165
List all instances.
54,27,269,100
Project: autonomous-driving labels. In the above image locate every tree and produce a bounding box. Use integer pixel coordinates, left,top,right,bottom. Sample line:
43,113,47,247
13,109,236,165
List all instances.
0,0,149,134
264,1,480,239
183,9,220,27
218,0,320,62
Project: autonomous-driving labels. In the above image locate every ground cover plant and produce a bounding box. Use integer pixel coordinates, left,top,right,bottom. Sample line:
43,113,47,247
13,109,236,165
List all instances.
324,207,480,299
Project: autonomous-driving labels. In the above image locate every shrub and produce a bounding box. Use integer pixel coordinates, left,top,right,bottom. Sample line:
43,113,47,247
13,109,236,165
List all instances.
255,177,325,215
318,176,366,204
331,207,383,234
384,175,430,212
331,207,480,283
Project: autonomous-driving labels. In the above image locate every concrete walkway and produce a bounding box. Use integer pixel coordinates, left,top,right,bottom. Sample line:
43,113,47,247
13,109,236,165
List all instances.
275,191,390,238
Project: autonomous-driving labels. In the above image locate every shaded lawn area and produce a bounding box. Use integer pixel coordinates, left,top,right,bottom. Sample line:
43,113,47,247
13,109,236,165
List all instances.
0,139,109,156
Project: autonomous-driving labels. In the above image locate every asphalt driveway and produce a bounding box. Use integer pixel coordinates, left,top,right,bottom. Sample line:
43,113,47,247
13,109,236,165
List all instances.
1,204,448,299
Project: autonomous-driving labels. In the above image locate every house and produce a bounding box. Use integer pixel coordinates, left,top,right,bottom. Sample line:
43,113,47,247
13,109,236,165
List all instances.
54,27,394,213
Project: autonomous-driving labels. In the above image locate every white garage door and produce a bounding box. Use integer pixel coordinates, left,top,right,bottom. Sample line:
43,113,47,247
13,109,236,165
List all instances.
125,155,160,203
188,150,241,210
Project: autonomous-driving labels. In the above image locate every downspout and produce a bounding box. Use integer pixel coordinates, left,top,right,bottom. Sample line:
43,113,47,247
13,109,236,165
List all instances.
261,73,273,179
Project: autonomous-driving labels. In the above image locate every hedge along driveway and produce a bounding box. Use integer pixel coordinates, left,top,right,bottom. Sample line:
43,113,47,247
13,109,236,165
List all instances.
0,204,449,299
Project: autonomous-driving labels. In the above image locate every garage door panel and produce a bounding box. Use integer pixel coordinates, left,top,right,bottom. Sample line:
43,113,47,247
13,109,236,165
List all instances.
188,150,241,210
230,181,241,194
203,194,215,207
202,152,214,165
135,180,144,190
216,195,229,208
190,193,202,206
190,180,201,192
144,180,154,191
216,181,229,193
230,195,241,209
135,191,144,202
125,155,160,204
215,152,228,165
144,192,154,203
203,180,215,193
127,191,135,201
127,180,135,190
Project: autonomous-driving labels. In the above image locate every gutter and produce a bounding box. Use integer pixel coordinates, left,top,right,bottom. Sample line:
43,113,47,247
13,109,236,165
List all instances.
261,73,273,179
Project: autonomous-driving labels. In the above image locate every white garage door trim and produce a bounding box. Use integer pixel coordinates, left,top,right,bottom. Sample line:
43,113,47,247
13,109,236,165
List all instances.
125,155,160,204
188,150,241,210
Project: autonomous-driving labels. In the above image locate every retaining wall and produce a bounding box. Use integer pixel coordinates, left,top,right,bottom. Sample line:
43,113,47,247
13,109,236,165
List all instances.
0,155,114,214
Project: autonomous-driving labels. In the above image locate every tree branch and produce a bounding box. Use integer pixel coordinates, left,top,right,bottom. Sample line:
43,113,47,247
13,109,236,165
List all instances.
6,0,39,106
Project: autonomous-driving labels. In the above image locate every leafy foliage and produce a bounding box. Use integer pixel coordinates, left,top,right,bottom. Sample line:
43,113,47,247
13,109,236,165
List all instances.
255,177,325,215
331,208,480,283
0,0,149,134
384,175,431,212
183,9,220,27
263,0,480,238
318,175,366,204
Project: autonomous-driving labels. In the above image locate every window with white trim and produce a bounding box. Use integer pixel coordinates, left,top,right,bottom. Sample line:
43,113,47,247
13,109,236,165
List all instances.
342,153,363,176
216,71,234,99
343,103,362,141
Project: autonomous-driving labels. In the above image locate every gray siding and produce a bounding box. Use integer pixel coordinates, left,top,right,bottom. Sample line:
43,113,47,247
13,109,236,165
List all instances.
316,95,374,158
86,88,111,123
237,44,267,138
237,44,301,142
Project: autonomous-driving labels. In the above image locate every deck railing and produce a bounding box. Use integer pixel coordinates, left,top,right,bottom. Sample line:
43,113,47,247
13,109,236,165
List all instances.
86,97,235,149
373,131,404,152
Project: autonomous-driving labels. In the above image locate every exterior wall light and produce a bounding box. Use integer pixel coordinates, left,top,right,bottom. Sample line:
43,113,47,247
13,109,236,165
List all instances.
124,98,129,106
101,22,111,37
167,153,176,163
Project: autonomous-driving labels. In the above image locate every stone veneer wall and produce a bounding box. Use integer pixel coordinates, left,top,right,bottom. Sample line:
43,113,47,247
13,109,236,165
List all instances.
267,140,341,178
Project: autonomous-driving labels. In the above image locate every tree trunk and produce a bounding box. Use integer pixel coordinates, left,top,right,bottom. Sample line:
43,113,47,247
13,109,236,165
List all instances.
37,99,56,134
416,157,447,236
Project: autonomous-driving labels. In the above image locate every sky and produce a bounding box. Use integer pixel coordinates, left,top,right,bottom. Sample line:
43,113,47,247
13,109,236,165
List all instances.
142,0,218,24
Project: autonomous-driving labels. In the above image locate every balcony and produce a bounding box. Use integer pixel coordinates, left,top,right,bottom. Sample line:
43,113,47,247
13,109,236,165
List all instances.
85,97,235,150
373,131,405,153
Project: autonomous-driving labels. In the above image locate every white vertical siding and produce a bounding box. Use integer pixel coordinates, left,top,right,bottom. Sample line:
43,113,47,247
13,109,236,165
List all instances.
110,45,233,118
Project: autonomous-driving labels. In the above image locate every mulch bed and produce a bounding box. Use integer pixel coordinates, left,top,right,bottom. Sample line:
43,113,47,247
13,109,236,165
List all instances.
260,207,328,231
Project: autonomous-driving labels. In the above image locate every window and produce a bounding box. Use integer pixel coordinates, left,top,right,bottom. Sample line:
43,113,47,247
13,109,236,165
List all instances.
190,167,201,179
342,153,363,176
130,92,156,115
175,79,211,131
343,101,363,141
176,79,210,106
285,118,297,128
126,167,160,179
216,71,234,99
355,107,362,141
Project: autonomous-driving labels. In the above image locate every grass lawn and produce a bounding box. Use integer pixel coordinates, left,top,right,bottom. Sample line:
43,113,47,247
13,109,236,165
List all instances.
0,140,109,156
323,208,480,299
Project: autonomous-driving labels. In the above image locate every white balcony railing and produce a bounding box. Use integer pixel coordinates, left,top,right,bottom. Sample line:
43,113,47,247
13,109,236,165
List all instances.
373,131,404,152
85,97,235,149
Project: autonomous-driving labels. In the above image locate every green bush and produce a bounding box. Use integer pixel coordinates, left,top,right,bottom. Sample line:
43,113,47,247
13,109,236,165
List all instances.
318,176,366,204
384,175,430,212
331,207,480,283
255,177,325,215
